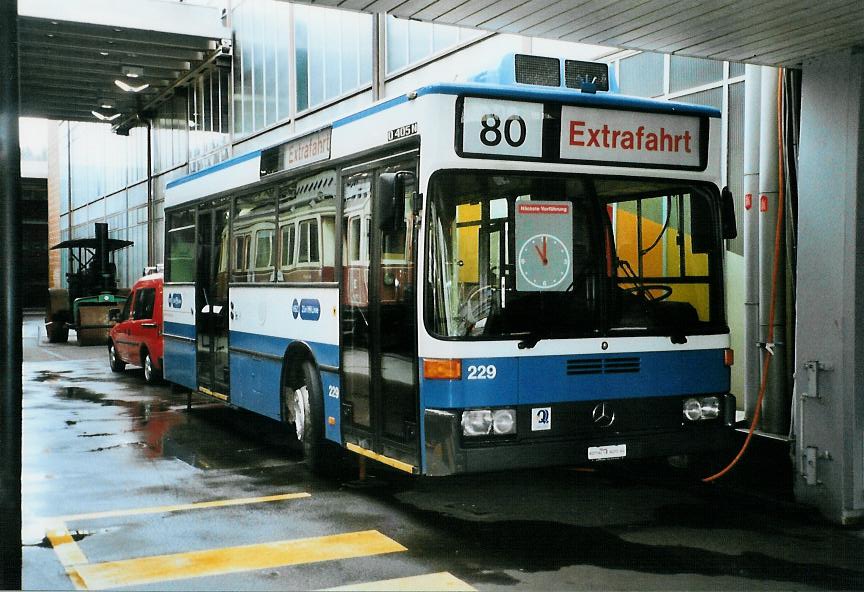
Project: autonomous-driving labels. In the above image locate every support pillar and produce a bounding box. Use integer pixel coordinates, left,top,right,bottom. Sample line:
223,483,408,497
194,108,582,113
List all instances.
0,0,23,587
757,67,788,435
794,49,864,524
742,64,761,421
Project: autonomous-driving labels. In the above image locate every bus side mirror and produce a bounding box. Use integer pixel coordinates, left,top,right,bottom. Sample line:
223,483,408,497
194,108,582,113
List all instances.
721,186,737,240
377,171,413,232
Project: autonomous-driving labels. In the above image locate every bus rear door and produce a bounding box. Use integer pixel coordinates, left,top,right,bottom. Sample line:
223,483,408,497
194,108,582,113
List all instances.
195,204,231,400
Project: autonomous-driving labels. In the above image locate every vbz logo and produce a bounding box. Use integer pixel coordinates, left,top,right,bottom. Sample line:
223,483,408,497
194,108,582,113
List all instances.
536,408,550,425
532,406,552,432
168,293,183,309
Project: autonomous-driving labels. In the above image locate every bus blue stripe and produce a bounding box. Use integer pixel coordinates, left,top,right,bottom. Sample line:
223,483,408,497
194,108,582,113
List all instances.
332,95,410,128
229,330,339,368
165,150,261,189
330,82,720,130
414,82,721,117
163,338,196,390
164,321,195,339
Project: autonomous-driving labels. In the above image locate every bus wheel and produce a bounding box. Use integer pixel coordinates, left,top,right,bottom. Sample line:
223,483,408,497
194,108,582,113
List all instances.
108,342,125,372
288,361,341,475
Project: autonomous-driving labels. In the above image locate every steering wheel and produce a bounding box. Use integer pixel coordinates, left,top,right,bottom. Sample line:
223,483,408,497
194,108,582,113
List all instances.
624,284,673,302
460,285,495,325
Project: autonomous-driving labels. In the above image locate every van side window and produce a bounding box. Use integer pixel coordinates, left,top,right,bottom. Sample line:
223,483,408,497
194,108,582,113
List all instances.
133,288,156,320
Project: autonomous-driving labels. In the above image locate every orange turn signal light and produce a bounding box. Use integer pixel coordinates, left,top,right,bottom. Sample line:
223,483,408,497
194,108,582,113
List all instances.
724,348,734,367
423,358,462,380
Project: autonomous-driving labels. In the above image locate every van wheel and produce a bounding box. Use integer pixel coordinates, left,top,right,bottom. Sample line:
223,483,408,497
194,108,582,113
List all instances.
47,324,69,344
143,350,161,384
108,342,125,372
284,361,341,475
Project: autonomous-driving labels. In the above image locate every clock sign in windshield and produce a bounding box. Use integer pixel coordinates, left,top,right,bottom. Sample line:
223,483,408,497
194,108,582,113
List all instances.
515,202,573,292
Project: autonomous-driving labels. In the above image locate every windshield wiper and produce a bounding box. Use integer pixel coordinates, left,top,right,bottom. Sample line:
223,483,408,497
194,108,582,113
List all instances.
517,330,548,350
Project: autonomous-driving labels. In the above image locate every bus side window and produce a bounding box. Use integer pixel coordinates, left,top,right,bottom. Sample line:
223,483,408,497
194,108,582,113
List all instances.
348,216,362,262
298,219,319,265
280,224,296,268
234,189,276,283
233,235,249,281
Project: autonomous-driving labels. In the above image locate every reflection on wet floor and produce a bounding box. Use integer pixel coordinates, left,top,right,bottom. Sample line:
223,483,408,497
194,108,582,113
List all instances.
50,378,300,472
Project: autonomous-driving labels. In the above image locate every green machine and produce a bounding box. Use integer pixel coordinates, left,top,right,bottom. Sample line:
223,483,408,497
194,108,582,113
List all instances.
46,223,133,345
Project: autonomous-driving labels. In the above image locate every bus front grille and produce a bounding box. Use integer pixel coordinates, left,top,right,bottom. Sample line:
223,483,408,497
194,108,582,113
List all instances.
566,357,640,376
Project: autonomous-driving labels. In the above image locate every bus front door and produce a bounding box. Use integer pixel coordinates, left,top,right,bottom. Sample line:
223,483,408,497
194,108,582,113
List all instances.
195,206,230,400
341,163,419,472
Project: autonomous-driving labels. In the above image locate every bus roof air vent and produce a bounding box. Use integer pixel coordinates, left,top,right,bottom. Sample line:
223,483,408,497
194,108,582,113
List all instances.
466,53,617,93
514,54,560,86
564,60,610,93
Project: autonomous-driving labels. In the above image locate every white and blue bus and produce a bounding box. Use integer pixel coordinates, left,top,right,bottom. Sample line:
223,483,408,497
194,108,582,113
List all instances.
163,54,737,476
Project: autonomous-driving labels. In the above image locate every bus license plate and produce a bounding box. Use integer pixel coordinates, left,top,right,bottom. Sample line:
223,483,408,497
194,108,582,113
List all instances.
588,444,627,460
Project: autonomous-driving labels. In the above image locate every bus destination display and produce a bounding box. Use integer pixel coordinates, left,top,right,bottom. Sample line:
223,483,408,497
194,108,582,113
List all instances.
460,97,704,169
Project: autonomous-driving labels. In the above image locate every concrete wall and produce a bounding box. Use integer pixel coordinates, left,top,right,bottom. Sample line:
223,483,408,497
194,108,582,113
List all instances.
794,48,864,524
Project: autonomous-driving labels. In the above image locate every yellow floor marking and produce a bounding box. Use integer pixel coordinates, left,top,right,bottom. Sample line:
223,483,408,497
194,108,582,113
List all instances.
75,530,407,590
325,571,476,591
47,525,89,566
345,443,415,474
55,492,310,522
46,524,88,590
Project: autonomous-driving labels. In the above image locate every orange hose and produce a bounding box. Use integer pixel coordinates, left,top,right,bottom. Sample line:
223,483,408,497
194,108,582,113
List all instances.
703,67,785,483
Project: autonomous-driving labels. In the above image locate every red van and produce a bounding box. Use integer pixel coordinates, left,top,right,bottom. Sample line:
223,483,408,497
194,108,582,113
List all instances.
108,273,164,384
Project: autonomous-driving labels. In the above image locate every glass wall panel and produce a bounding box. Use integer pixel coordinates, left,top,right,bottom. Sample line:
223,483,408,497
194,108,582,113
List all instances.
295,4,372,113
153,92,189,173
386,15,481,74
233,0,296,137
669,55,723,93
674,87,723,110
618,52,664,97
190,66,231,165
727,81,745,255
729,62,745,77
58,122,70,215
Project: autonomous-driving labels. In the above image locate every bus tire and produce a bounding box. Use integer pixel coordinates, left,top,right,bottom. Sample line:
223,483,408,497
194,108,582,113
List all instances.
108,341,125,373
287,361,341,476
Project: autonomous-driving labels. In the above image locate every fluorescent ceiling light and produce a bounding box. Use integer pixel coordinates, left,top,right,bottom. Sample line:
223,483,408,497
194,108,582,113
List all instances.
122,65,144,78
91,111,121,122
114,79,149,93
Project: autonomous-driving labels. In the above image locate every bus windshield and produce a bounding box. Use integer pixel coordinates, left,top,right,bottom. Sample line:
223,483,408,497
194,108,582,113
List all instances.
425,171,725,341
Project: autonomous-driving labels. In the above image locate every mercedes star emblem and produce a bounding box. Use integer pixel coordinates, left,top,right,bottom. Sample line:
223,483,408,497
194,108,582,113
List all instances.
592,402,615,428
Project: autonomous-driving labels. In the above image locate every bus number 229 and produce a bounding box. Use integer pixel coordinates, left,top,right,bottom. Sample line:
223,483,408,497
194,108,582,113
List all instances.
467,364,497,380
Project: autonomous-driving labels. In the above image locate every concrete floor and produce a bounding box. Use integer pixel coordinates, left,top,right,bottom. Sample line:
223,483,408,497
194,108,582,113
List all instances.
20,315,864,590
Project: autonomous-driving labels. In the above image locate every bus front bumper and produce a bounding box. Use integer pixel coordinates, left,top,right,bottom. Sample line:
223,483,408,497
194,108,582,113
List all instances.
423,394,736,476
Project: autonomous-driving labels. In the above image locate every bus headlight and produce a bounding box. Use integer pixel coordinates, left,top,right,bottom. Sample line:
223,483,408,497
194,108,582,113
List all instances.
701,396,720,419
492,409,517,435
683,396,721,421
462,410,492,436
461,409,517,436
